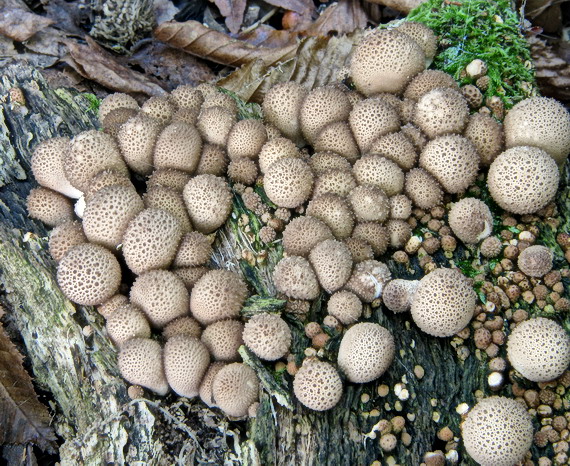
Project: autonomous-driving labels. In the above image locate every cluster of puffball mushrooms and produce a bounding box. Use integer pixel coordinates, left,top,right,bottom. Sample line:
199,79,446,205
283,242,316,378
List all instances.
26,20,570,464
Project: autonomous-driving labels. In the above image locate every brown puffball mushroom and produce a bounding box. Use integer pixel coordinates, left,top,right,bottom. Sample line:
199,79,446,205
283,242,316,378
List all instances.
348,185,390,223
448,198,493,245
345,260,392,303
195,144,229,177
164,335,210,398
343,237,374,263
309,151,351,175
197,106,236,146
174,232,213,268
282,216,334,257
350,29,425,96
57,243,121,306
264,157,314,209
313,122,359,163
352,222,389,256
105,303,151,347
199,362,227,407
517,245,553,278
226,119,267,160
507,317,570,383
183,174,232,234
130,270,189,328
396,21,437,63
117,113,163,176
413,88,469,138
201,319,244,361
162,316,202,340
309,239,353,293
102,108,139,138
404,168,443,209
338,322,395,383
504,96,570,165
487,146,559,214
98,294,129,319
480,236,502,259
118,338,169,395
386,219,412,249
464,113,504,166
349,98,400,153
243,313,291,361
389,194,413,220
369,131,418,171
382,279,419,313
353,155,405,197
143,185,193,233
312,169,357,198
258,137,301,174
306,193,355,239
170,85,204,112
227,157,258,185
84,169,134,203
141,96,174,124
327,290,362,324
147,168,191,192
273,256,320,300
262,82,307,143
410,268,476,337
153,122,202,174
202,92,238,114
99,93,139,123
462,396,533,466
48,220,87,262
27,187,75,227
212,363,259,417
404,69,459,101
174,266,210,290
293,360,343,411
190,269,248,325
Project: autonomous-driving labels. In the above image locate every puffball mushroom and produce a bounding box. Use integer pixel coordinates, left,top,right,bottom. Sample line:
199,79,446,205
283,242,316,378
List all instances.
411,268,476,337
212,363,259,417
48,220,87,262
347,185,390,224
312,169,357,198
143,185,193,233
309,151,351,175
118,338,169,396
153,122,202,173
464,112,504,166
105,304,151,347
146,168,191,192
382,279,419,313
257,137,300,174
413,88,469,139
337,322,395,383
201,319,244,361
57,243,121,306
242,313,291,361
195,144,229,177
404,69,459,101
199,362,227,408
308,239,353,293
197,105,236,146
141,96,174,124
263,157,314,209
164,335,211,398
262,82,307,144
117,113,162,176
273,256,320,300
404,168,443,210
369,131,418,171
517,245,553,277
448,198,493,245
327,290,363,324
282,216,334,257
345,260,392,303
170,84,204,112
349,98,400,153
487,146,559,214
313,122,359,163
162,316,202,340
293,360,343,411
226,119,267,160
504,96,570,165
84,169,134,203
507,317,570,382
352,155,405,197
461,396,533,466
27,187,75,227
174,232,213,268
98,92,139,123
352,222,389,256
306,193,355,239
396,21,437,63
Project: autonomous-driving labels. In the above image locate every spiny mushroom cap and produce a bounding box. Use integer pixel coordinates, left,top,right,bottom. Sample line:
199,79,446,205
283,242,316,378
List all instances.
262,82,307,142
118,338,169,395
309,239,353,293
403,69,459,101
344,237,374,263
411,268,476,337
345,259,392,303
313,169,357,198
413,88,470,139
122,208,183,275
369,131,418,171
348,185,390,223
57,243,121,306
201,92,238,115
213,363,259,417
141,96,174,124
82,185,144,249
313,122,359,163
350,29,426,96
419,135,480,194
374,93,403,116
162,316,202,340
195,82,218,100
401,122,428,151
386,219,412,249
353,155,405,197
382,279,419,313
147,168,191,192
201,319,244,362
309,151,352,175
27,187,75,227
352,222,389,256
243,313,291,361
293,360,343,411
130,270,189,328
102,108,139,138
464,113,504,166
65,130,129,193
273,256,320,300
98,294,128,319
153,122,202,173
389,194,413,220
190,269,248,325
282,216,334,257
171,107,199,126
299,86,351,144
480,236,502,259
174,232,212,268
517,245,553,278
199,362,227,407
105,303,151,347
164,335,210,398
195,144,228,177
487,146,559,214
504,96,570,165
462,396,533,466
227,157,258,185
338,322,395,383
507,317,570,382
84,169,134,203
264,158,313,209
174,266,210,290
99,93,139,123
226,119,267,160
170,85,204,112
197,105,236,146
404,167,443,209
397,21,437,62
31,137,82,198
327,290,362,324
143,185,193,233
48,220,87,262
183,174,232,234
448,198,493,244
349,98,401,153
306,193,355,239
117,113,162,175
257,136,300,174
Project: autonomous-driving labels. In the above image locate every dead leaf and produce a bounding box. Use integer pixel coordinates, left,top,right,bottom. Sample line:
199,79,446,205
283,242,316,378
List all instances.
528,35,570,103
0,321,56,451
363,0,427,14
214,0,248,35
263,0,314,15
238,25,298,48
64,37,167,96
0,8,54,42
304,0,369,36
154,20,299,67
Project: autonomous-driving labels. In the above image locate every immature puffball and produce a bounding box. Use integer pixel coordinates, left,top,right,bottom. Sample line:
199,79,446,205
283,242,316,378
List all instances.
226,119,267,160
199,362,226,407
143,185,192,233
448,198,493,244
212,363,259,417
345,260,392,303
197,105,236,146
517,245,553,278
118,338,169,395
258,137,300,174
201,319,244,361
404,168,443,210
414,88,469,138
243,313,291,361
117,115,162,176
353,155,405,197
99,93,139,123
106,304,151,347
293,360,343,411
174,232,213,268
313,122,359,163
153,122,202,173
273,256,320,300
164,335,210,398
282,216,334,257
183,174,232,233
262,82,307,143
48,221,87,262
162,316,202,340
306,194,355,239
264,158,314,208
327,290,362,324
349,98,400,153
142,96,174,124
348,185,390,223
308,239,353,293
382,279,419,313
27,187,75,227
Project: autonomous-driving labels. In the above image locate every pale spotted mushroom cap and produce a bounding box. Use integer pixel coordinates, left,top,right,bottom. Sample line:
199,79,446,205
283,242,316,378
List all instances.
118,338,169,396
243,313,291,361
201,319,244,362
164,335,211,398
517,245,553,278
212,363,259,417
282,216,334,258
327,290,363,325
308,239,353,294
345,259,392,303
273,256,321,301
293,360,343,411
105,303,151,347
382,279,420,313
448,198,493,245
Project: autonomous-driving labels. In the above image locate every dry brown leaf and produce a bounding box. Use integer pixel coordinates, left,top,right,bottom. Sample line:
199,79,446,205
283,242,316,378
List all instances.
154,20,298,67
214,0,248,35
263,0,314,15
304,0,369,36
0,8,54,42
238,25,298,48
0,321,56,451
529,35,570,103
364,0,427,14
64,36,166,96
